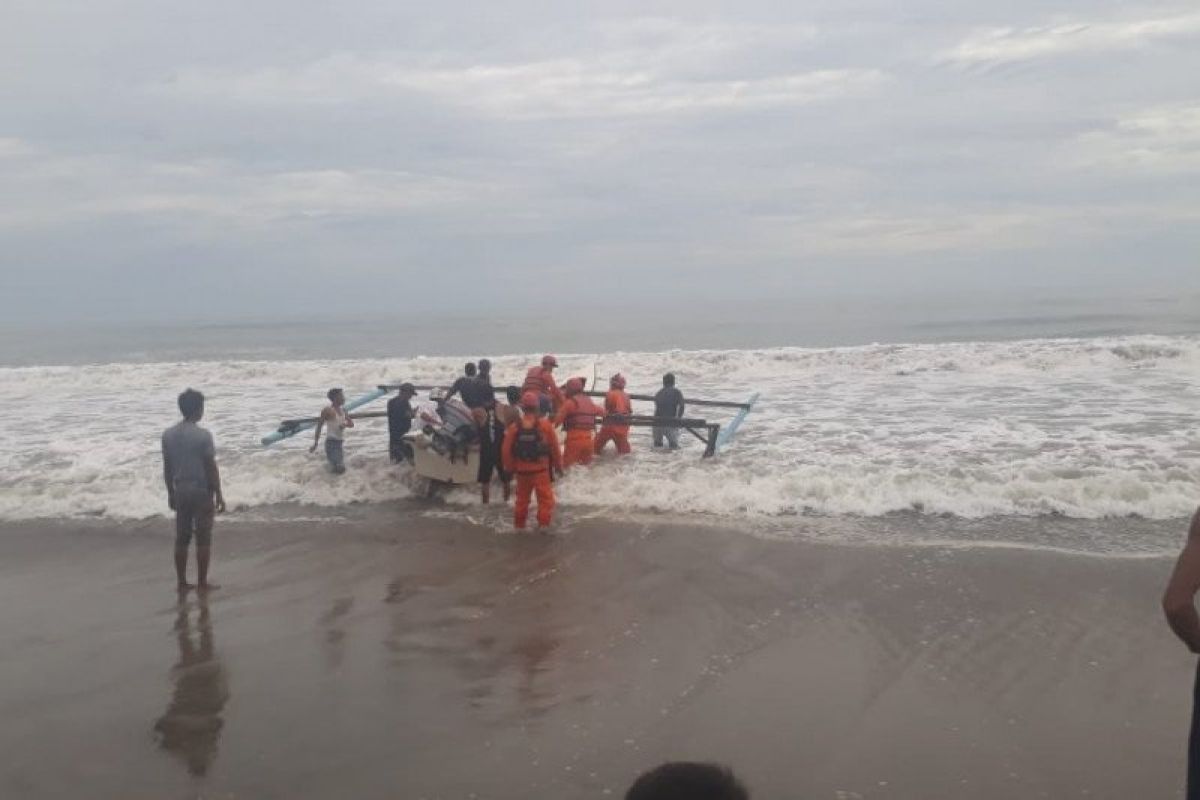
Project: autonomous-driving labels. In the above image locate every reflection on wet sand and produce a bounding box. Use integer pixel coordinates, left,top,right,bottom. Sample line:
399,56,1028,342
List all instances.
153,596,229,777
514,630,560,719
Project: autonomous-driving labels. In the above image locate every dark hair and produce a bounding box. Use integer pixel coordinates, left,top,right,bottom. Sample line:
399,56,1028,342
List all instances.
626,763,748,800
464,362,477,377
478,358,492,375
663,373,676,387
506,385,521,404
399,383,416,395
178,388,204,420
327,388,343,402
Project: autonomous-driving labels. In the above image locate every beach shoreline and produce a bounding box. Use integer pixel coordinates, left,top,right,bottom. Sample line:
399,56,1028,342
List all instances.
0,510,1191,799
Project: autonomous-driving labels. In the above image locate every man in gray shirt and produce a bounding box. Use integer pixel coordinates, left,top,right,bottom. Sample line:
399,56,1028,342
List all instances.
653,373,686,450
162,388,225,592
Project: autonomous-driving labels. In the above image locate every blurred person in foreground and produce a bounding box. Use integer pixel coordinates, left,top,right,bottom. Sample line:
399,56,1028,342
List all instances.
625,762,749,800
1162,507,1200,799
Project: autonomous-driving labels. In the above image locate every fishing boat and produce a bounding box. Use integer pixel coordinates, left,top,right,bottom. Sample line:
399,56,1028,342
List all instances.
262,380,757,490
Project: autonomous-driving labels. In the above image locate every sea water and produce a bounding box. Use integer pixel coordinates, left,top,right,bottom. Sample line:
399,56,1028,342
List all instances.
1,314,1197,555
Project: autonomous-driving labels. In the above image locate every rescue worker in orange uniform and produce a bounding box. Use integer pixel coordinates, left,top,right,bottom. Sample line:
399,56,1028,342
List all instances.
554,377,604,468
594,373,633,456
502,392,564,530
522,355,564,416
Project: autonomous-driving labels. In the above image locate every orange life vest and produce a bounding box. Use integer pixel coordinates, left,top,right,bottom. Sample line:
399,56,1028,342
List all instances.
523,367,553,396
605,390,631,417
563,394,602,431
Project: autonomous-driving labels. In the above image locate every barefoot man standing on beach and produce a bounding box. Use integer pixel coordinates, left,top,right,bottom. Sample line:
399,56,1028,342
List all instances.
1162,507,1200,798
162,388,225,592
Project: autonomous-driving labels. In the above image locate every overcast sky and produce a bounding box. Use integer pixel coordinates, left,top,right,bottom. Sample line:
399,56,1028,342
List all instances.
2,1,1198,323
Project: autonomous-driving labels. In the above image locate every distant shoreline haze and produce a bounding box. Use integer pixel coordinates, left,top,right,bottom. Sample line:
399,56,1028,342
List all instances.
1,291,1197,367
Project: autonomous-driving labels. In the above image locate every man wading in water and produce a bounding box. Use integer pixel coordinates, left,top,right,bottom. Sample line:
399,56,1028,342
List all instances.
1162,507,1200,798
162,388,226,593
311,388,354,473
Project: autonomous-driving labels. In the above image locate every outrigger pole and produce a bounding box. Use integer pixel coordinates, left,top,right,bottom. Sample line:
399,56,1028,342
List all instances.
606,415,723,458
583,391,752,410
262,382,757,458
261,387,391,446
262,384,444,446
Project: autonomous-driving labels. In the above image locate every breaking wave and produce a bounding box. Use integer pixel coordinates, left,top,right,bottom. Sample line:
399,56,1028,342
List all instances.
1,334,1198,528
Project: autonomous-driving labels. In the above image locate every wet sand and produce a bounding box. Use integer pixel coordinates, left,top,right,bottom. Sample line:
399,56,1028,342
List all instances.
0,510,1191,799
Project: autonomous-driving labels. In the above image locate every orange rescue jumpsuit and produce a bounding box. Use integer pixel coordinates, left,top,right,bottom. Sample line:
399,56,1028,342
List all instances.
594,389,633,455
502,415,563,528
522,367,564,414
555,393,603,468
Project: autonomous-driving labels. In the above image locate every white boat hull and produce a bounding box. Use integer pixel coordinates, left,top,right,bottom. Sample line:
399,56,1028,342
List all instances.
404,431,479,485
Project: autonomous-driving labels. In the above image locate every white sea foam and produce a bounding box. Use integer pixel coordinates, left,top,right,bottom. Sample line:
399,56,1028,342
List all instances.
0,335,1197,528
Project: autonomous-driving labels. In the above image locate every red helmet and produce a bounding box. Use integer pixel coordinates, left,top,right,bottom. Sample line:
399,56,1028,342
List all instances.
541,354,558,368
520,392,540,411
610,373,626,389
564,377,584,395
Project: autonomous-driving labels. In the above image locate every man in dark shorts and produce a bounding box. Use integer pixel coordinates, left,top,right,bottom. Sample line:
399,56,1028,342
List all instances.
653,372,686,449
162,388,225,593
387,383,417,463
477,403,510,504
1163,507,1200,798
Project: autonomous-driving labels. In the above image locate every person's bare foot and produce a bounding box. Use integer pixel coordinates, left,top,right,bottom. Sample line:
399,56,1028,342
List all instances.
197,582,221,593
176,582,195,594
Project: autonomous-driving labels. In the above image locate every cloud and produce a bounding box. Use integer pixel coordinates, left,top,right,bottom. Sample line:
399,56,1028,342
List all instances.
0,137,36,158
1072,104,1200,172
158,17,882,119
733,202,1200,259
0,147,507,231
942,11,1200,64
166,56,885,118
3,4,1200,321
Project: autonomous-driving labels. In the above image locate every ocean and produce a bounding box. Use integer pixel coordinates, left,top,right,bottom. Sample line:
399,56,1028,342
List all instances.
1,294,1197,556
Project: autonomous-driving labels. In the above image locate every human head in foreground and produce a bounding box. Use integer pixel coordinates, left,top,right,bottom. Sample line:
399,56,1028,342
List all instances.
663,372,676,387
625,762,749,800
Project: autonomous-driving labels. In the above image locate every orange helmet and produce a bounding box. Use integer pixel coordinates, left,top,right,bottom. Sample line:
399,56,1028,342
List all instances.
541,354,558,368
564,377,584,395
610,373,626,389
520,392,540,410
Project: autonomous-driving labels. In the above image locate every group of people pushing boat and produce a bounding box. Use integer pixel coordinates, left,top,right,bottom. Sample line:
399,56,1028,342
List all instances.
309,354,687,530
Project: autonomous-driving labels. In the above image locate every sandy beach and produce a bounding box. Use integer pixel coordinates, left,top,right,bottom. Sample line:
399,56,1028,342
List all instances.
0,509,1190,799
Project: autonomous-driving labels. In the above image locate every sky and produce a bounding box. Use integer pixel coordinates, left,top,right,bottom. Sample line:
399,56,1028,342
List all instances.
1,0,1198,323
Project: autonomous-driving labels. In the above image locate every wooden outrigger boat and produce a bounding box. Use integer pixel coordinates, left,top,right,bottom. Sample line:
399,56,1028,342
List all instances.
261,380,757,489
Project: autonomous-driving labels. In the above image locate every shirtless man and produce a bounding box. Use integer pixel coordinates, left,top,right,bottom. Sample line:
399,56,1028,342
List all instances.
480,386,522,503
162,388,225,592
1162,508,1200,798
310,388,354,474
